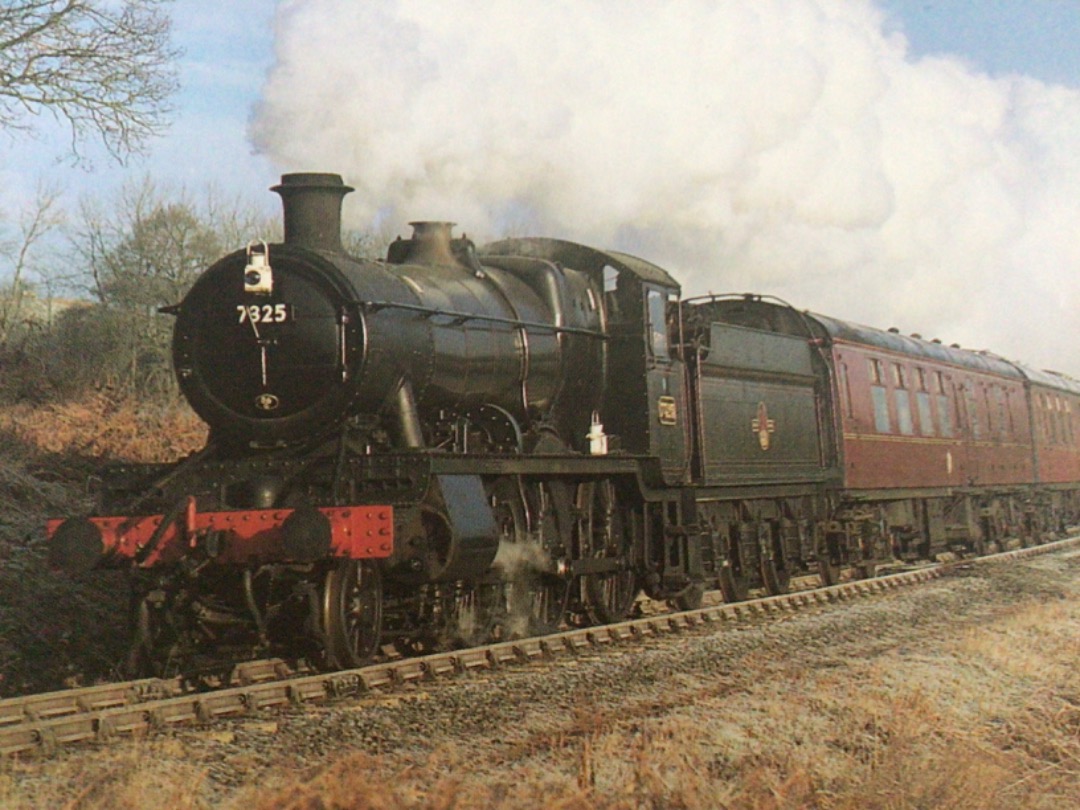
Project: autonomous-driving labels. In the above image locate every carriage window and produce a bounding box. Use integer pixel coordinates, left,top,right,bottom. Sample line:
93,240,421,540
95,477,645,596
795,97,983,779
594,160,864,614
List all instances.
603,265,619,293
895,388,914,434
871,386,891,432
917,390,934,435
865,358,889,431
938,391,953,437
893,364,907,389
646,288,669,360
916,367,928,391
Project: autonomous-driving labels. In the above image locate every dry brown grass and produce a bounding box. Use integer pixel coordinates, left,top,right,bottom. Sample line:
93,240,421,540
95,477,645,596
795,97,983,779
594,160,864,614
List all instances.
0,740,212,810
0,391,207,465
237,590,1078,810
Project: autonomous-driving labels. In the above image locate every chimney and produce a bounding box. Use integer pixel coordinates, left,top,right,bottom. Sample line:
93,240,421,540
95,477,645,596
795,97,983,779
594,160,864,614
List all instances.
386,222,462,266
271,173,353,253
400,221,460,265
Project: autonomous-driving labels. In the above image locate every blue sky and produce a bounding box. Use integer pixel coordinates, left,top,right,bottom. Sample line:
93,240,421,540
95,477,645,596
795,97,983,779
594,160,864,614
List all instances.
0,1,276,207
881,0,1080,86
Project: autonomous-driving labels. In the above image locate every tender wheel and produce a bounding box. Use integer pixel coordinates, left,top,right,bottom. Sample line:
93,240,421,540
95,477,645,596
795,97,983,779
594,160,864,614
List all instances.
718,565,749,602
718,528,751,603
760,557,790,595
817,531,843,587
759,523,791,596
575,480,639,624
322,560,383,669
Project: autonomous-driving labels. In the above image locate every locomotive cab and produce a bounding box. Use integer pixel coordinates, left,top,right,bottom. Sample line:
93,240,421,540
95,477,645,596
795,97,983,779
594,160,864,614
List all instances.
480,238,690,484
603,269,689,484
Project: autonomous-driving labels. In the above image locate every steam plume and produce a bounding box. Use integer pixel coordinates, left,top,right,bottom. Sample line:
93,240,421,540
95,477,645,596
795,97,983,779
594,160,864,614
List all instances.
252,0,1080,376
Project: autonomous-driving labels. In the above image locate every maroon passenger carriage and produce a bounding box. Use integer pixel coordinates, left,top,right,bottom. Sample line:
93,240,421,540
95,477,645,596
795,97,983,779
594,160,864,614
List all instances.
698,295,1080,567
1022,368,1080,520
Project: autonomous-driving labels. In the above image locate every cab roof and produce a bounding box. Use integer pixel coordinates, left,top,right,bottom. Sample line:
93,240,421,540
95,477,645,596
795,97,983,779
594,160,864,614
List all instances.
481,238,681,289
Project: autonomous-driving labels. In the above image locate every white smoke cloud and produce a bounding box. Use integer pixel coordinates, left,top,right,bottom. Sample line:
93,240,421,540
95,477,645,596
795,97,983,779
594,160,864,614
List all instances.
252,0,1080,377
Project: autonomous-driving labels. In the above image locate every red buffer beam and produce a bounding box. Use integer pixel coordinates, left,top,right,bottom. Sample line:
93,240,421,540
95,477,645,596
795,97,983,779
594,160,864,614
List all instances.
46,498,394,572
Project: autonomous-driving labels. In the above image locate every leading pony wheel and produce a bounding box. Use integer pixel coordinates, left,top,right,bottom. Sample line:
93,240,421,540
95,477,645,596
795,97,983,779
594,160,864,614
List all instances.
322,560,383,669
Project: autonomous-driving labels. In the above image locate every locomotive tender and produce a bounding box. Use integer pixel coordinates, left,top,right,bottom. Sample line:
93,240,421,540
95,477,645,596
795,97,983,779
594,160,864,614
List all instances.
48,173,1080,674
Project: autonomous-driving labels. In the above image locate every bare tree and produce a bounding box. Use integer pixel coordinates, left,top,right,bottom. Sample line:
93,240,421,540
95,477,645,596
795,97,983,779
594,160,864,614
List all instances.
0,180,64,347
0,1,179,162
68,177,277,395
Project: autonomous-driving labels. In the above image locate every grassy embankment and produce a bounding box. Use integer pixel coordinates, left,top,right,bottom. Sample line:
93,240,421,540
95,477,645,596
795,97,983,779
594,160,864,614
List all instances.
0,395,205,695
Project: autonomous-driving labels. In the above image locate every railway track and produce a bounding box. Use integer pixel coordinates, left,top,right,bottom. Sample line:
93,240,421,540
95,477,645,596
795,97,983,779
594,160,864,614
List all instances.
4,535,1077,758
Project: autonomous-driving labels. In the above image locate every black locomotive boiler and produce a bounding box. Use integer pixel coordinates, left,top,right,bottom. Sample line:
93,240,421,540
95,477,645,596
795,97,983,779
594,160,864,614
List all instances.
48,173,1080,675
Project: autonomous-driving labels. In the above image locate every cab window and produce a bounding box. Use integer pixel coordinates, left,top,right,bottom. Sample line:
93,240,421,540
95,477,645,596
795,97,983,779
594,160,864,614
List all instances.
646,288,669,360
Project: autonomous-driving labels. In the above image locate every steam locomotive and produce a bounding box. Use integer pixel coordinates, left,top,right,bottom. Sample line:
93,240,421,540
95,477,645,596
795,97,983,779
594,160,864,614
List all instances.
48,173,1080,675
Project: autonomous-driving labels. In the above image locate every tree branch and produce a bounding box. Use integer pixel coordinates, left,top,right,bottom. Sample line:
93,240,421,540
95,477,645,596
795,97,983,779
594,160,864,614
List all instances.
0,0,179,162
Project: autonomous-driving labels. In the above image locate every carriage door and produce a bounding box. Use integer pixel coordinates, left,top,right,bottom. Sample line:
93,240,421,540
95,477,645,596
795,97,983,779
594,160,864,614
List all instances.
962,380,985,484
645,286,689,483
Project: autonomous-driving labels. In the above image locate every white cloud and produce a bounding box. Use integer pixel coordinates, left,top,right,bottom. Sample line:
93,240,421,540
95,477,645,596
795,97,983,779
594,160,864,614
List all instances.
252,0,1080,376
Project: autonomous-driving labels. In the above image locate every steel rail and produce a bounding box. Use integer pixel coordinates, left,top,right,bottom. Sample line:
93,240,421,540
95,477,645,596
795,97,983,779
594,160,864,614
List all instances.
3,535,1077,758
